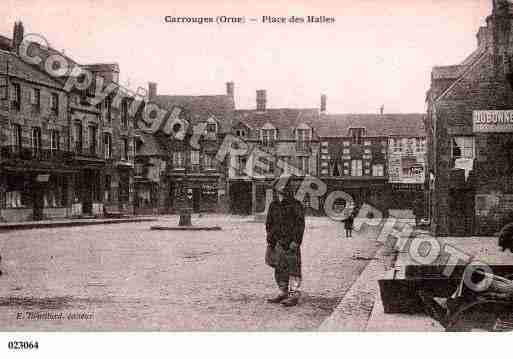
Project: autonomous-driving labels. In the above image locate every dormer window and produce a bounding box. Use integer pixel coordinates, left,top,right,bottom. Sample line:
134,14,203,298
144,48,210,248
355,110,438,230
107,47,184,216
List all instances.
236,129,247,138
349,127,365,145
206,117,218,135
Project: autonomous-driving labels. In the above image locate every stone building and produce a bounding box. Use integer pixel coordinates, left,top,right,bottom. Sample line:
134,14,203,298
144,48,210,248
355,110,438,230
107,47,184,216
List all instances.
229,90,321,215
143,81,235,213
0,22,138,221
316,113,426,215
426,0,513,236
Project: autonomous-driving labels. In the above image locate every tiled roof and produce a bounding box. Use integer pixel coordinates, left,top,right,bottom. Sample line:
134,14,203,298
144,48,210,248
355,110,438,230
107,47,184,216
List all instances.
152,94,235,133
235,108,320,129
316,113,426,138
0,50,64,89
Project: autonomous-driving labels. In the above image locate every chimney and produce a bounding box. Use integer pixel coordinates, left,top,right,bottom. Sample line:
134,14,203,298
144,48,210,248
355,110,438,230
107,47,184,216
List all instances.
380,105,384,115
256,89,266,112
226,81,234,98
320,94,327,113
148,82,157,100
12,21,24,55
477,26,491,49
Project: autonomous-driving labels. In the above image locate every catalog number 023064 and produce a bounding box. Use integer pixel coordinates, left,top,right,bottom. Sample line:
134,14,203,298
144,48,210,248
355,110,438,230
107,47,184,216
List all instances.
7,341,39,350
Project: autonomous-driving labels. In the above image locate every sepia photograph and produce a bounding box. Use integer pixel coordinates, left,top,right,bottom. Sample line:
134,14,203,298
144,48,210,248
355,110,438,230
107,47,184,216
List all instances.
1,0,513,355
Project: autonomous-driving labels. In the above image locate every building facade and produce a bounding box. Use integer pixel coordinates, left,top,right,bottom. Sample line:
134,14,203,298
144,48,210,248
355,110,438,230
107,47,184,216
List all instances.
143,82,235,213
316,114,425,215
228,90,321,215
426,0,513,236
0,22,138,222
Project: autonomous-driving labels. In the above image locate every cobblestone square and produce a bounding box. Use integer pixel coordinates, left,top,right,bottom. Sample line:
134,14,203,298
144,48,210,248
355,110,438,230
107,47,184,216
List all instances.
0,215,380,330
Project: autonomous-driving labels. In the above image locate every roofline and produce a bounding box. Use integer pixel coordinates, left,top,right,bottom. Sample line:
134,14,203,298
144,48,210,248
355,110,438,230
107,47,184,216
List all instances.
434,50,488,102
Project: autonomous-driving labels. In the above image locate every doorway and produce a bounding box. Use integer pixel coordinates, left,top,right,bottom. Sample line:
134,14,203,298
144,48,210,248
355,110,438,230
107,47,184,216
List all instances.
192,188,201,213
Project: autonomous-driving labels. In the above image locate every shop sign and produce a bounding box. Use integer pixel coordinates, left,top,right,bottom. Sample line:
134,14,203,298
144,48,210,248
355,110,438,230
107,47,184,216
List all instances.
202,184,217,195
36,174,50,182
473,110,513,133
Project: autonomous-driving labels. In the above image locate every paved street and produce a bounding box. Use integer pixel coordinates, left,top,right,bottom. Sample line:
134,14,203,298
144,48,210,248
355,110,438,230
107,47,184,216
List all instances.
0,215,380,330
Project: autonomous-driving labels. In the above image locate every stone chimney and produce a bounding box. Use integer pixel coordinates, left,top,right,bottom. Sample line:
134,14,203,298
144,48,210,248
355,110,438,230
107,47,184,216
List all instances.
12,21,24,55
380,105,384,115
148,82,157,100
256,89,266,112
477,26,491,49
320,94,327,113
226,81,234,98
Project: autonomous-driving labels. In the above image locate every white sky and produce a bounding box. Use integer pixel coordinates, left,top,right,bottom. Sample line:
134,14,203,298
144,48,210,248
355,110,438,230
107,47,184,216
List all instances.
1,0,491,113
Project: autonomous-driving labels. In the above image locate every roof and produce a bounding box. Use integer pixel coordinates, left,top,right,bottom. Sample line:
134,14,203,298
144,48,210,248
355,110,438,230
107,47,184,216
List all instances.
0,50,65,89
151,94,235,133
234,108,320,129
316,113,426,138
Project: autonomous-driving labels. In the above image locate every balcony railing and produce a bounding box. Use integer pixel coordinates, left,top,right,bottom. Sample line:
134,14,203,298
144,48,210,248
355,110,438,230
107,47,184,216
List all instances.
1,145,73,162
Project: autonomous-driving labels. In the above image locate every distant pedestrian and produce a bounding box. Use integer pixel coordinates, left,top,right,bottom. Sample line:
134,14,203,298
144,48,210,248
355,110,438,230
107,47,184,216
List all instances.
342,211,355,238
265,181,305,307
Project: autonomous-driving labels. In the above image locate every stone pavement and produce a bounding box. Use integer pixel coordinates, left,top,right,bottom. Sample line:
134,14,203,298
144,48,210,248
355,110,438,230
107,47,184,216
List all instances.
0,215,378,330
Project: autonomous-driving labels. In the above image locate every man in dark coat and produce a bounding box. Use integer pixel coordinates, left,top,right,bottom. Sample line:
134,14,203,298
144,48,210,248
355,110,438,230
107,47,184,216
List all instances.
265,181,305,306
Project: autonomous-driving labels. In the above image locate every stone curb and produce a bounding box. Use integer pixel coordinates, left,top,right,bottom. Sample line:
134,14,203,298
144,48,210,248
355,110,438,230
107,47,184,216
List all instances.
0,218,157,233
318,243,391,331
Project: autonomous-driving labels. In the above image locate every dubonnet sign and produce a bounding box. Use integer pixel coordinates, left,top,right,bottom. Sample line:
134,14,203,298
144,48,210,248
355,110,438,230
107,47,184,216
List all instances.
473,110,513,133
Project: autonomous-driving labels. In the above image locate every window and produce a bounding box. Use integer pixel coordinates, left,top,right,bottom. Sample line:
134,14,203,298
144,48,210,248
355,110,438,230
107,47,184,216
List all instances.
372,164,384,177
351,159,363,176
104,175,112,202
343,149,350,155
343,141,350,147
349,128,365,145
30,88,40,112
51,130,60,151
74,123,83,153
106,97,112,123
50,93,59,115
121,138,129,160
11,83,20,111
96,101,103,122
297,157,310,175
88,125,98,155
261,129,276,147
104,133,112,159
452,137,474,159
0,77,7,100
173,152,184,168
237,156,247,175
296,129,310,151
204,154,216,170
236,129,246,138
206,120,217,134
11,124,22,149
296,129,310,142
122,98,130,128
32,127,42,154
191,150,200,165
391,138,402,153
